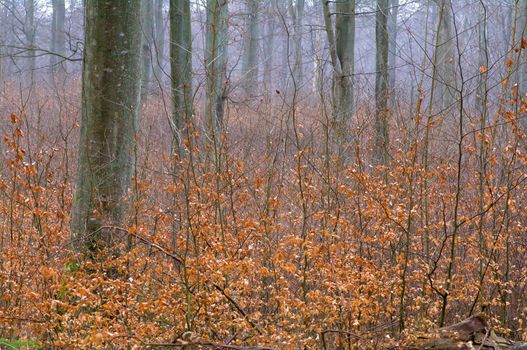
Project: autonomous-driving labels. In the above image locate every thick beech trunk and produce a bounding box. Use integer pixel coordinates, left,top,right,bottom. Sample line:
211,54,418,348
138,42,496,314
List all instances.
71,0,142,253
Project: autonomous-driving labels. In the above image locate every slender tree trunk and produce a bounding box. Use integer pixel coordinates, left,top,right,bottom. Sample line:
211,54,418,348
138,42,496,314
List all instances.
293,0,305,87
518,0,527,131
24,0,35,80
312,26,322,94
243,0,259,96
141,0,154,102
170,0,193,153
475,0,488,304
205,0,229,135
71,0,142,254
433,0,456,112
388,0,399,106
375,0,389,166
51,0,66,74
154,0,165,85
0,4,5,83
335,0,355,123
263,0,277,89
280,1,290,91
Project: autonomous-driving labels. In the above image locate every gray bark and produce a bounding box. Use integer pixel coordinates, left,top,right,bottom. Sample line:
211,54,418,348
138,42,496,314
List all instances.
279,1,290,91
335,0,355,122
375,0,389,165
205,0,229,135
263,0,277,88
71,0,142,253
293,0,305,87
388,0,399,103
141,0,154,101
243,0,259,96
50,0,66,73
24,0,35,78
170,0,193,152
520,0,527,130
0,4,5,83
322,0,355,127
153,0,165,84
432,0,456,112
476,1,488,118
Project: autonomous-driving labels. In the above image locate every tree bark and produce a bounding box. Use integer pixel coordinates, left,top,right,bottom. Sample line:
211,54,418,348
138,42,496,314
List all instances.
153,0,165,85
335,0,355,123
71,0,142,254
51,0,66,74
263,0,277,89
293,0,305,87
432,0,456,112
388,0,399,106
243,0,259,96
141,0,154,101
170,0,193,152
205,0,229,135
375,0,389,166
24,0,35,79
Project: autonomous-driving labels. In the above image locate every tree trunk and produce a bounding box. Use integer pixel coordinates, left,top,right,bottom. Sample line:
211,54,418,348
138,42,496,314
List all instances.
170,0,193,152
51,0,66,74
432,0,456,112
293,0,305,88
243,0,259,96
71,0,142,254
335,0,355,123
263,0,277,89
518,0,527,131
205,0,229,135
24,0,35,80
375,0,389,166
388,0,399,106
141,0,154,102
279,1,290,91
0,4,5,83
153,0,165,85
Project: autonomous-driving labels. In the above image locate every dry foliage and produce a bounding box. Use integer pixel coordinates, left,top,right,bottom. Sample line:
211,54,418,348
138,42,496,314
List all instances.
0,77,526,349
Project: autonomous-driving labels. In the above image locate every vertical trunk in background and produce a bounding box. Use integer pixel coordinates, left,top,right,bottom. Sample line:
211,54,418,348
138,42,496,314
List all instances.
71,0,142,253
170,0,193,152
312,26,322,94
0,4,5,83
24,0,35,79
433,0,456,112
51,0,66,74
476,0,488,290
322,0,355,154
388,0,399,106
263,0,277,89
279,0,290,91
293,0,305,88
335,0,355,124
205,0,229,135
141,0,154,102
517,0,527,131
477,3,488,120
375,0,389,166
154,0,165,84
243,0,259,96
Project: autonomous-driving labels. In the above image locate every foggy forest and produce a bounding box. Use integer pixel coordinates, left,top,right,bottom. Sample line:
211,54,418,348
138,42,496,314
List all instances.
0,0,527,349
